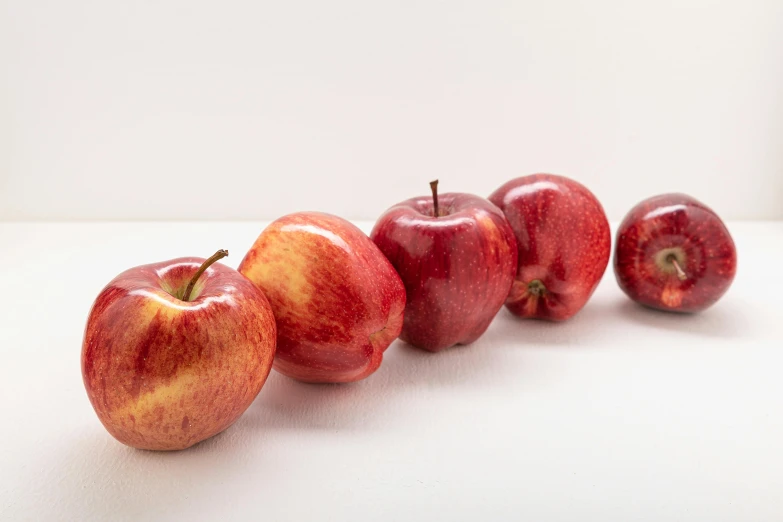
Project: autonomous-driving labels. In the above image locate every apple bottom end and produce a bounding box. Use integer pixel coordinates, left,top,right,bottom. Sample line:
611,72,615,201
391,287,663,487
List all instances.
505,283,547,319
399,337,479,354
107,422,235,452
633,299,705,315
121,437,206,452
399,316,497,352
504,303,576,322
271,356,382,384
274,372,366,385
411,343,451,354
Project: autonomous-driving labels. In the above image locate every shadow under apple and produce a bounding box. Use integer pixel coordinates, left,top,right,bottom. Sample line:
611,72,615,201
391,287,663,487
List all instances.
243,372,373,431
483,299,621,348
243,296,636,433
37,424,282,522
244,324,528,432
614,298,744,339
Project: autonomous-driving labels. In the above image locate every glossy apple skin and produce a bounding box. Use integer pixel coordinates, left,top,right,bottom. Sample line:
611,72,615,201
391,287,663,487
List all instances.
82,258,277,451
238,212,406,384
489,174,611,321
614,193,737,312
370,193,517,352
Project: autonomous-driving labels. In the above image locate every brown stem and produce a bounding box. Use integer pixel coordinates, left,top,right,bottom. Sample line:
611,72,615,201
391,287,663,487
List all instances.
182,249,228,301
668,255,687,281
430,179,439,217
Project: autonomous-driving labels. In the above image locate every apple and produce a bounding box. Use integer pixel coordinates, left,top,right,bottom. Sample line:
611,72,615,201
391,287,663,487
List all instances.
614,193,737,312
370,180,518,352
238,212,406,383
82,250,277,451
489,174,611,321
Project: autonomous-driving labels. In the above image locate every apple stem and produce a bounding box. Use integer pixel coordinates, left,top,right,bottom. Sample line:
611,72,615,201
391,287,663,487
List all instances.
182,249,229,302
430,179,439,217
668,255,688,281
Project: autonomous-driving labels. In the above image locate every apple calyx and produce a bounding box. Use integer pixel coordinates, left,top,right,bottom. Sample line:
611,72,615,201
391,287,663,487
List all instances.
527,279,547,297
430,179,440,217
181,249,229,301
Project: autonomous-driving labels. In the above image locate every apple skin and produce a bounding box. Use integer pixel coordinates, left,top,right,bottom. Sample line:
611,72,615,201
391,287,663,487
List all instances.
238,212,406,384
370,193,517,352
489,174,611,321
614,193,737,312
81,257,276,451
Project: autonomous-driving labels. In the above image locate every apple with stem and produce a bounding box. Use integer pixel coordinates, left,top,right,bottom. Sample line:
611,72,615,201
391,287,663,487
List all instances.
370,180,518,352
82,250,277,451
614,193,737,312
489,174,611,321
239,212,406,383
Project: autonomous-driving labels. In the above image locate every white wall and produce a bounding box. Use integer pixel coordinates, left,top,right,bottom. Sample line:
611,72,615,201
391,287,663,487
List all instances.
2,0,782,221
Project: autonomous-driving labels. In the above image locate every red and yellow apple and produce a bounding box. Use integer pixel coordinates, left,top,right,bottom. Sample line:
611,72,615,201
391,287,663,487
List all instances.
489,174,611,321
239,212,406,383
371,181,518,352
82,251,276,451
614,193,737,312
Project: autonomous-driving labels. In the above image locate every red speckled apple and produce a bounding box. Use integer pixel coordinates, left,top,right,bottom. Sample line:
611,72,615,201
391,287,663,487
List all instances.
614,193,737,312
489,174,611,321
238,212,406,383
371,181,517,352
82,250,277,451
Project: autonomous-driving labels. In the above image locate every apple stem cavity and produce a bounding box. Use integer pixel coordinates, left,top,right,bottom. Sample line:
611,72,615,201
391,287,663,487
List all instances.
182,249,229,302
430,179,440,217
667,254,688,281
528,279,547,297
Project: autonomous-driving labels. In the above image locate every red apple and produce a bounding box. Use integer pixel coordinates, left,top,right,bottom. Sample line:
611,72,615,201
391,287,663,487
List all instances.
614,193,737,312
82,250,277,451
489,174,611,321
370,181,518,352
238,212,406,383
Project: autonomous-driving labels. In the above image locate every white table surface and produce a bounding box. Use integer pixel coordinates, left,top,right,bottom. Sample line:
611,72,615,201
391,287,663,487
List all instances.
1,221,781,522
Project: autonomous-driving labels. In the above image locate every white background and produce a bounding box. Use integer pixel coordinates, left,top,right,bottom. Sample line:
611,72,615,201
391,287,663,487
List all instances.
2,0,783,222
1,221,782,521
2,2,783,521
